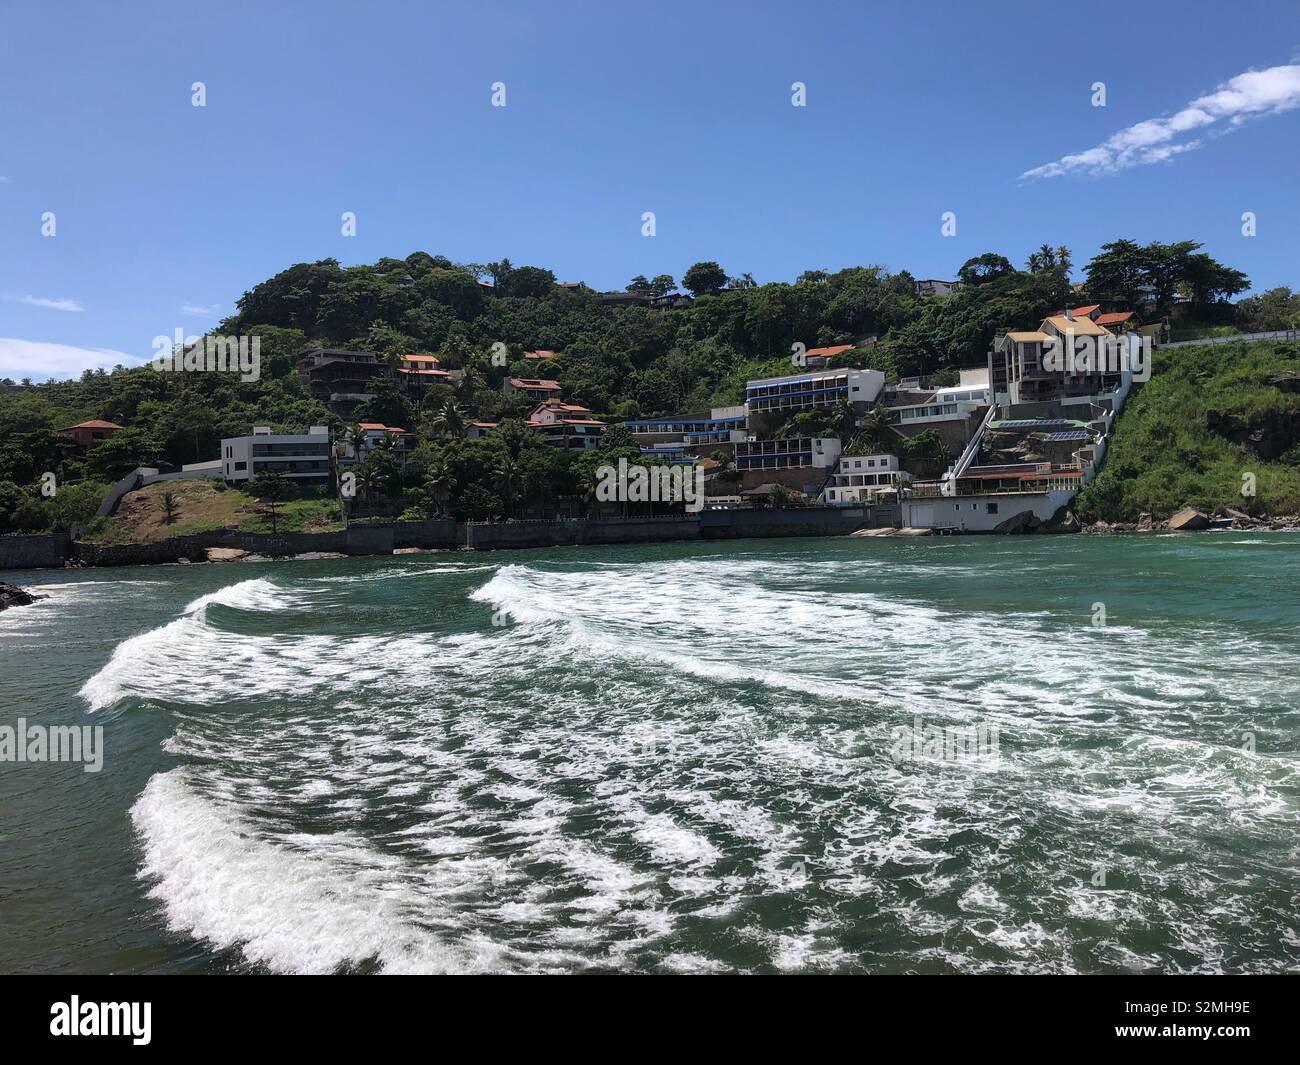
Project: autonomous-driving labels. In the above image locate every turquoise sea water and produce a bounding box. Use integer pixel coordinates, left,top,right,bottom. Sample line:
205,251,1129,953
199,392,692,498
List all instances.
1,533,1297,974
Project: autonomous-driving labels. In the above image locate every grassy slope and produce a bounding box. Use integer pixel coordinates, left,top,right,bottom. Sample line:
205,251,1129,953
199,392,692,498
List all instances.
87,479,342,544
1075,339,1300,522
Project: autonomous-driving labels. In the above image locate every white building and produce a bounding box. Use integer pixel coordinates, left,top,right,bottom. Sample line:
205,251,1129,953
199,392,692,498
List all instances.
734,437,841,472
889,367,993,426
903,491,1073,533
221,425,332,482
821,453,906,504
336,422,414,472
915,279,961,297
744,369,884,415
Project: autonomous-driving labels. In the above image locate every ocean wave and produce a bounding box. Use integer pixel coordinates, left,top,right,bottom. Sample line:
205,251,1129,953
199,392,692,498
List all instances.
79,579,309,711
130,769,508,974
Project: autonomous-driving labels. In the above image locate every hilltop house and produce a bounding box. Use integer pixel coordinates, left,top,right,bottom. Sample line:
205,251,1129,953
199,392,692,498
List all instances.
526,400,605,450
991,306,1139,406
57,419,123,449
296,348,386,417
396,353,453,395
502,377,562,402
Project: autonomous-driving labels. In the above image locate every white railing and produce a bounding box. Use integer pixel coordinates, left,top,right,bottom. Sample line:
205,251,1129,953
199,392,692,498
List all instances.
1162,329,1298,349
940,402,997,485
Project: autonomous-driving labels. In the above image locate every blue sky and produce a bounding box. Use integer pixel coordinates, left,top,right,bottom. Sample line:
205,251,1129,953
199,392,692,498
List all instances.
3,0,1299,379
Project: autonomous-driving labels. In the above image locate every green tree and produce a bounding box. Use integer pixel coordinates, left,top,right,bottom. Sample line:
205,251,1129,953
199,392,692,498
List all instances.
682,261,728,296
958,253,1014,286
248,471,292,534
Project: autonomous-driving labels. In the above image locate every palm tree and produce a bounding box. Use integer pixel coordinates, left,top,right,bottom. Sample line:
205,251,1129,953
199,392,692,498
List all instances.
423,457,456,516
354,464,385,513
493,455,519,519
830,398,857,439
429,400,467,440
340,422,367,465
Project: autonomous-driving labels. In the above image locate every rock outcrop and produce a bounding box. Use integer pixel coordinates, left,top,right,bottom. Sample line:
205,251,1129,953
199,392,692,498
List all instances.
1167,506,1211,531
993,509,1040,534
0,581,46,611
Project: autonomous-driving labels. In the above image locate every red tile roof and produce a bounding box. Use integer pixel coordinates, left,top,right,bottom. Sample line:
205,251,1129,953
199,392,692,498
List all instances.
59,419,123,430
509,378,561,390
400,353,441,363
1054,304,1101,317
358,422,411,434
523,349,558,359
1094,311,1134,325
533,400,591,415
806,344,856,359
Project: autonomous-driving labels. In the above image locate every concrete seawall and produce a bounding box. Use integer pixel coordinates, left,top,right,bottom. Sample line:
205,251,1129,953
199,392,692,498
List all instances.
1,507,873,570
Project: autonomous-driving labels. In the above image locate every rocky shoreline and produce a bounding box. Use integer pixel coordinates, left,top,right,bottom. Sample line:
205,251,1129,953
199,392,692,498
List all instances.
1081,506,1300,535
0,580,47,611
852,504,1300,537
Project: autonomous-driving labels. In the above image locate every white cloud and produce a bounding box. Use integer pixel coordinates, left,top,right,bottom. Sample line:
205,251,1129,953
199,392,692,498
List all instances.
0,338,143,381
7,293,85,312
181,303,223,317
1021,62,1300,180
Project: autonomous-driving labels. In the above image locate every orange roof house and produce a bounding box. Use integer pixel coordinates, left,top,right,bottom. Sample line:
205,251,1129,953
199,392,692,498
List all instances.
502,377,562,399
1053,304,1102,320
56,419,123,448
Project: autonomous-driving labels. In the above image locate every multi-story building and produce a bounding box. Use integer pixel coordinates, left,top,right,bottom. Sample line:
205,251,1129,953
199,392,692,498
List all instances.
527,400,605,450
820,453,905,504
296,348,386,415
221,426,332,483
992,308,1136,405
744,368,884,416
396,354,453,395
623,409,749,446
734,437,841,473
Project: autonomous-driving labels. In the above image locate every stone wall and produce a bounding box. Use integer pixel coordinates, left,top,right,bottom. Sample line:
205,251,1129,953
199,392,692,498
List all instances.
0,534,73,570
700,507,868,539
4,508,875,570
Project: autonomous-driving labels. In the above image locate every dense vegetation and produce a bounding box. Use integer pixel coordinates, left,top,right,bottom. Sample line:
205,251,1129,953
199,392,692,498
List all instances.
0,238,1281,532
1075,340,1300,521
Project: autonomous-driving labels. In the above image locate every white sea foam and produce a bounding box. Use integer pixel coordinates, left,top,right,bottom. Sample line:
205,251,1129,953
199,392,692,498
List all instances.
130,769,511,973
90,546,1300,974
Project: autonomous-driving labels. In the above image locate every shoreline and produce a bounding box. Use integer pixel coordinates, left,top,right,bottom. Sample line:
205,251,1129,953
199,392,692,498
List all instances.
2,513,1298,580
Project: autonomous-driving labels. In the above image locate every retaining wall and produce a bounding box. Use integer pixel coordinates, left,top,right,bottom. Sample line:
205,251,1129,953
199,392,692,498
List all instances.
0,534,73,570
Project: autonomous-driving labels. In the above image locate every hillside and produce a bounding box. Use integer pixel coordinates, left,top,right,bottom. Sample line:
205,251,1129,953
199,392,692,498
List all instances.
1075,339,1300,522
0,239,1282,532
86,480,342,544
